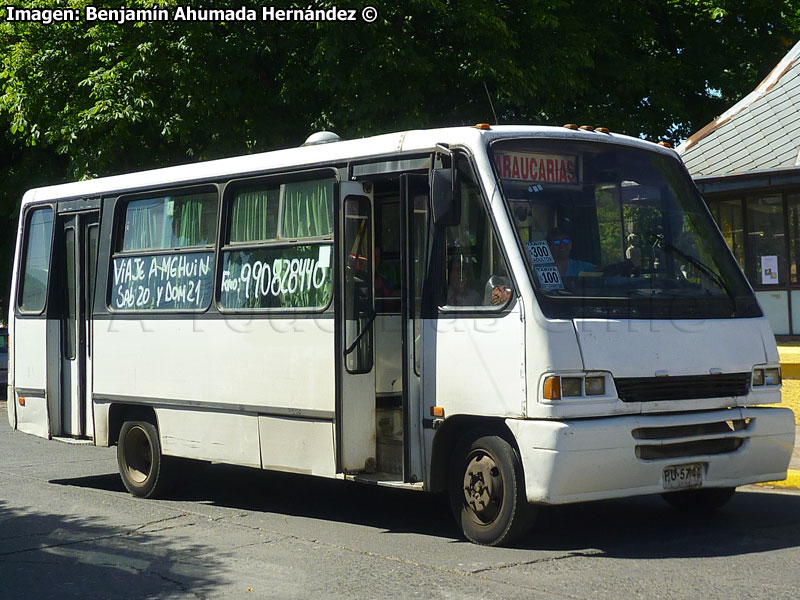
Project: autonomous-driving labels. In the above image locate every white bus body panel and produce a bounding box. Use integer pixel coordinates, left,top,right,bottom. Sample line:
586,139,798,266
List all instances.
258,416,336,476
574,317,769,379
12,318,50,438
94,317,335,468
507,407,795,504
434,306,526,418
158,408,261,467
94,318,334,411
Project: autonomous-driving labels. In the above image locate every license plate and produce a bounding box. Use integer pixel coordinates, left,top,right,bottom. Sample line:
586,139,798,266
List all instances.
663,463,703,490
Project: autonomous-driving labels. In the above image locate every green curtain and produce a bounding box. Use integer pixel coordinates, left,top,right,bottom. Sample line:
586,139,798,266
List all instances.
174,194,215,247
282,179,334,238
124,194,214,251
124,199,162,251
231,190,276,243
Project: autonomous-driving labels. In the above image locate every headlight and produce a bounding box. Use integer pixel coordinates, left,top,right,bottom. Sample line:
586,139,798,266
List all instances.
561,377,582,397
542,374,609,400
752,365,780,388
765,367,781,386
585,376,606,396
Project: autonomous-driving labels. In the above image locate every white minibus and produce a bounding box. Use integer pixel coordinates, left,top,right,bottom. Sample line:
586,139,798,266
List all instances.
7,125,795,546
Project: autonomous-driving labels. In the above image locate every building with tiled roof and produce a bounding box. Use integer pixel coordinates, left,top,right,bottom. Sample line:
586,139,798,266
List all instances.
679,40,800,335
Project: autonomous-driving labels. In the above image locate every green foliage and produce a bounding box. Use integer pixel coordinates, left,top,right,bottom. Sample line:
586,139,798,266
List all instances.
1,0,799,316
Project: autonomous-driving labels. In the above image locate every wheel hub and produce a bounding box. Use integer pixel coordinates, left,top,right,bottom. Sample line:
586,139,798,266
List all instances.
124,425,153,484
463,453,503,523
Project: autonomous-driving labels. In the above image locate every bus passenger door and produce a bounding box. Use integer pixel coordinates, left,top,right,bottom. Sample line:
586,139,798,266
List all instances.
400,174,430,482
58,210,99,438
336,183,377,473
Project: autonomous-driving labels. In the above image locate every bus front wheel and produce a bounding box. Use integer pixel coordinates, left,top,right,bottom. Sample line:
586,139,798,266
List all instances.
117,419,171,498
449,434,536,546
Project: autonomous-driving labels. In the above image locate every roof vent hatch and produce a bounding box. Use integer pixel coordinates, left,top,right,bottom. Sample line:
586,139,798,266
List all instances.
302,131,341,146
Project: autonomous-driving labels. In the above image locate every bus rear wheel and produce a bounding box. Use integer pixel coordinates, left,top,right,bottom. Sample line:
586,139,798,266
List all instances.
117,419,171,499
449,434,536,546
661,487,736,512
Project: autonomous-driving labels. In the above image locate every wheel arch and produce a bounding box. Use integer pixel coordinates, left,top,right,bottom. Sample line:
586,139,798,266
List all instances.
108,403,159,446
428,415,519,493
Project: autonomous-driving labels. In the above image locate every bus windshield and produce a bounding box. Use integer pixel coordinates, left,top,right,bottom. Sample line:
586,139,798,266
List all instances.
490,138,759,319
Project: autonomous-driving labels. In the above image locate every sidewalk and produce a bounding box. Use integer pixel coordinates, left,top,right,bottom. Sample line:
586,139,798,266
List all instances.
762,344,800,489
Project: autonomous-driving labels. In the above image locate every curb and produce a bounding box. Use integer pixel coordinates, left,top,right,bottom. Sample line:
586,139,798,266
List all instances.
756,468,800,490
782,364,800,379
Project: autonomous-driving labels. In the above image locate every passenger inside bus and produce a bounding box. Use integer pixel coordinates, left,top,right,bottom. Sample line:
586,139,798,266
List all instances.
446,256,481,306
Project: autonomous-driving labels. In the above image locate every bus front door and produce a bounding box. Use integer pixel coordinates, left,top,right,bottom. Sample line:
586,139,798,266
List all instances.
400,174,431,483
336,184,377,473
57,210,99,438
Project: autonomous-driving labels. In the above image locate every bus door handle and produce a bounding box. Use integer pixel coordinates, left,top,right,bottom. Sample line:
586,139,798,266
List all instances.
344,309,376,356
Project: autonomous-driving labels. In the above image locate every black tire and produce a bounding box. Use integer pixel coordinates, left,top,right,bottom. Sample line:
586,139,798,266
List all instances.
661,487,736,512
449,434,536,546
117,419,171,499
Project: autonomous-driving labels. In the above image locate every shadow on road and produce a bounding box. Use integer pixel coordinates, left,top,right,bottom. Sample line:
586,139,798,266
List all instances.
0,498,222,600
52,462,800,557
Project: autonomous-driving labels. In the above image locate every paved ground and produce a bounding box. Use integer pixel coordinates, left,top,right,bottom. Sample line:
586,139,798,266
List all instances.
3,400,800,599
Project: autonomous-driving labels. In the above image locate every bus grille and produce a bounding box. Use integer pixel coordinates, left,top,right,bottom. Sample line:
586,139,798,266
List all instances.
636,438,744,460
614,373,750,403
633,418,751,461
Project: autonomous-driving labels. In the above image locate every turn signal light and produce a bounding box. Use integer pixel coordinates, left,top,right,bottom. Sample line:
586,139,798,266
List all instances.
18,397,25,406
430,406,445,418
543,376,561,400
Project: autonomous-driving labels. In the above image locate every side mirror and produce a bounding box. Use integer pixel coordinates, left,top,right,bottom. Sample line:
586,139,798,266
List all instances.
430,153,460,227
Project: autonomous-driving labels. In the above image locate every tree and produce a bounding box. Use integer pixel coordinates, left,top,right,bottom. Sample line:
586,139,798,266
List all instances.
1,0,799,315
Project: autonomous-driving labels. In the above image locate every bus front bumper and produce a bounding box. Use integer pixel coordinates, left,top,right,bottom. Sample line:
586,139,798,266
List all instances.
505,407,795,505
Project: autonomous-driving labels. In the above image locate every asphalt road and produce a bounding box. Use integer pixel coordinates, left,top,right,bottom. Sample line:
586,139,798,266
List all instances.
2,401,800,600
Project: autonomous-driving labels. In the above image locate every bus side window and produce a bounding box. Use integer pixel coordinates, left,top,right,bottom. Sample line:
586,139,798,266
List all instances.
19,206,55,313
440,159,511,309
219,176,335,311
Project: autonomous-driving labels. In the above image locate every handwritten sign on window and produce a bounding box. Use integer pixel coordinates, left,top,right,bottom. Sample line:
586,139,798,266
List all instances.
220,244,333,310
111,252,214,310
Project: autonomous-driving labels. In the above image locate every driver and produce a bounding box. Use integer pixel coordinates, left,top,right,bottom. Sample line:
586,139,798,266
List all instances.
547,228,595,276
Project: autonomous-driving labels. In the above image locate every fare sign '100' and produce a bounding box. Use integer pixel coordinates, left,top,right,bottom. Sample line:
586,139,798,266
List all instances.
495,151,578,184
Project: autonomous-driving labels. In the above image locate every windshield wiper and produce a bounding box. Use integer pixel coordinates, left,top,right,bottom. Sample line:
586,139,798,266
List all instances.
649,232,737,315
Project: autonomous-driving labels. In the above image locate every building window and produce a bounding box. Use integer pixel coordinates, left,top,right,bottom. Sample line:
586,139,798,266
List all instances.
787,194,800,284
746,195,785,286
710,198,745,269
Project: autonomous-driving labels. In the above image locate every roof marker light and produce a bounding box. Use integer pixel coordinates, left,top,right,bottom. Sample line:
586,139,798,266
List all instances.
596,127,610,134
657,141,673,148
474,123,491,130
563,123,579,130
579,125,595,131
